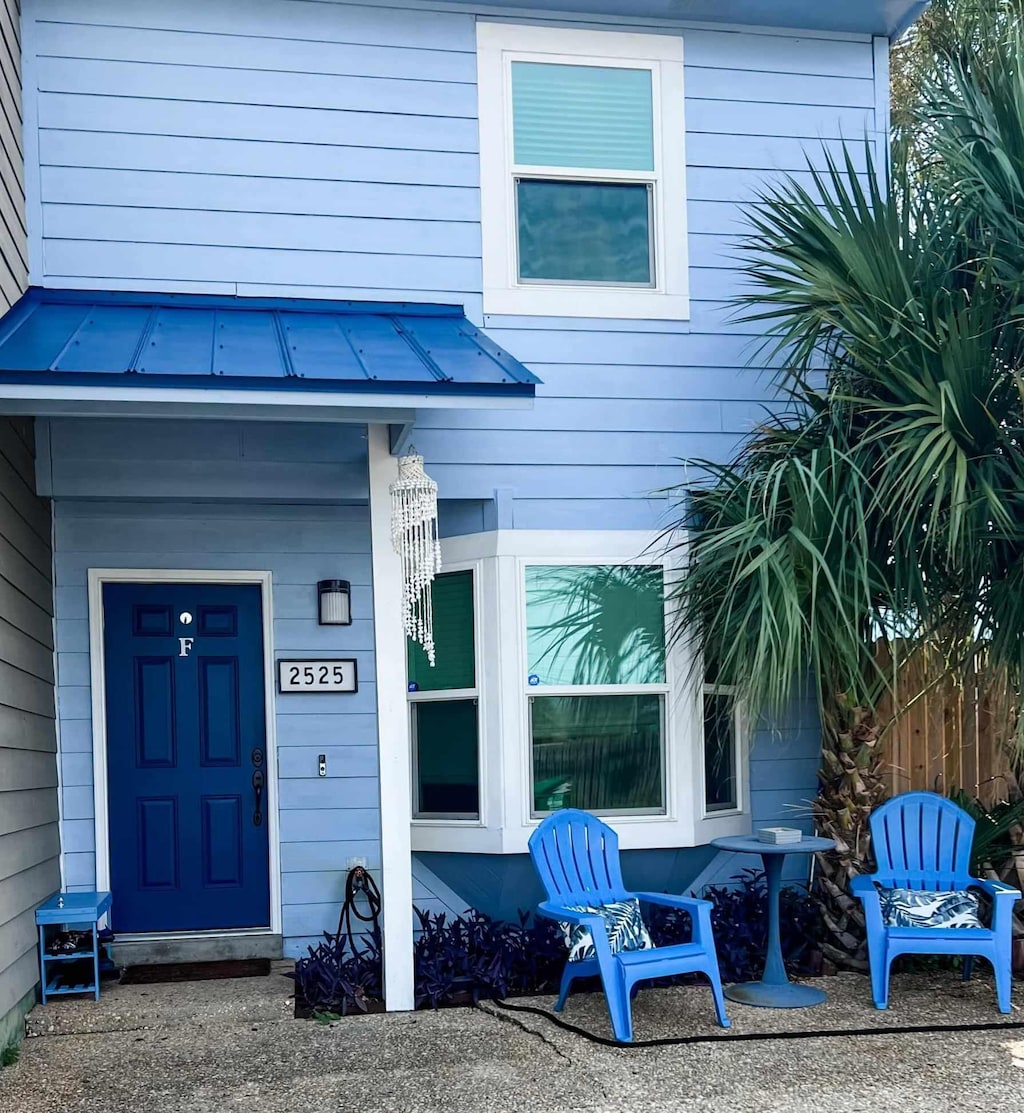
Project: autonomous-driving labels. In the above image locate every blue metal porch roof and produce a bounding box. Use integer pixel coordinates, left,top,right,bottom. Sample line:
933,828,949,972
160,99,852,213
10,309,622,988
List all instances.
0,288,540,399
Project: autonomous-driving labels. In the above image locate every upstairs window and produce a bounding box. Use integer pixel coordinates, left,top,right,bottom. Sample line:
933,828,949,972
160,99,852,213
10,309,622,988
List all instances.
477,23,689,320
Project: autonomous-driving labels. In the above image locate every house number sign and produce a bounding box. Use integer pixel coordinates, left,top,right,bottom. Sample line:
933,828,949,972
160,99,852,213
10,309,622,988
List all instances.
278,659,358,694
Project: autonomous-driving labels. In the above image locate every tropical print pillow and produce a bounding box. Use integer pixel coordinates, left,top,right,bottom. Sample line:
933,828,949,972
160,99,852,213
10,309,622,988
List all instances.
877,886,982,929
560,897,655,963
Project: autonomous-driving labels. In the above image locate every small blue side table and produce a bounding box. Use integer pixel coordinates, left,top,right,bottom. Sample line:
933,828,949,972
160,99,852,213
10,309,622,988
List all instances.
36,891,112,1003
710,835,835,1008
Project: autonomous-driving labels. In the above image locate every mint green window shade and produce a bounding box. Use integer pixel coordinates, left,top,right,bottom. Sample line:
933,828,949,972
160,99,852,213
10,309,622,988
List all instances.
407,570,475,692
526,565,666,686
511,62,655,171
517,180,653,285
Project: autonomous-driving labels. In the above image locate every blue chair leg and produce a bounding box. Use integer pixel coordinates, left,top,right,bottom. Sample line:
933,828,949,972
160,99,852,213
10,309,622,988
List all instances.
91,923,100,1002
601,961,633,1043
962,956,974,983
554,964,576,1013
704,962,731,1029
38,924,47,1005
994,944,1013,1014
870,944,892,1010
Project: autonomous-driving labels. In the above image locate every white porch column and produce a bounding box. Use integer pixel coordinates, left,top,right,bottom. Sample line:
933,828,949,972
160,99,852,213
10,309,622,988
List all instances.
367,422,415,1011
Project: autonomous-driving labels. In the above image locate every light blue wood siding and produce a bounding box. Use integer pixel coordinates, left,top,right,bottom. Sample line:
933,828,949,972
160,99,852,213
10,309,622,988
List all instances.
25,0,482,302
26,0,881,919
49,419,375,958
23,0,880,534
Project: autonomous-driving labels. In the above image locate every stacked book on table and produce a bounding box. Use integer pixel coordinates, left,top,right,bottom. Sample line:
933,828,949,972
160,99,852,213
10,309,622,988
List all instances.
757,827,803,845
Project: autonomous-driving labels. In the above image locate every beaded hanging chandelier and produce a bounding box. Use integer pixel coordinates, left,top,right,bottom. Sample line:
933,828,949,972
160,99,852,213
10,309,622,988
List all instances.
390,453,442,665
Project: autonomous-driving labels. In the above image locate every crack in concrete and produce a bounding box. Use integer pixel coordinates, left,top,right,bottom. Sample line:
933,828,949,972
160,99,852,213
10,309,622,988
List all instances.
477,1002,574,1064
480,1005,618,1103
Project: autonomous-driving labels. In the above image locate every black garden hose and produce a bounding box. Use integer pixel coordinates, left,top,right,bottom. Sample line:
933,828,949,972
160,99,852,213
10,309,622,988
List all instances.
336,865,383,946
488,997,1024,1048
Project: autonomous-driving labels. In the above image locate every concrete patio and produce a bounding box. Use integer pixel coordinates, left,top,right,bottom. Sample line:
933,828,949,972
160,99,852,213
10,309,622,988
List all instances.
1,966,1023,1113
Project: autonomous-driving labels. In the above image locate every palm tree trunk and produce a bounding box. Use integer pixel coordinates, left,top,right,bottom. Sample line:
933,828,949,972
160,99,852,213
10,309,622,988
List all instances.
812,702,888,971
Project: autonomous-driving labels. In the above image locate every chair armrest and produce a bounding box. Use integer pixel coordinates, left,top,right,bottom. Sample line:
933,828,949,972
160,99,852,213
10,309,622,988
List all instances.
536,901,616,963
536,901,603,927
848,874,886,937
969,878,1021,936
634,892,717,946
848,875,879,898
633,892,711,915
970,878,1022,900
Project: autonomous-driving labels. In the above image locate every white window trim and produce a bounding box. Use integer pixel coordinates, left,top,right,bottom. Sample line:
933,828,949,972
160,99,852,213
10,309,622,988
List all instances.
477,22,690,321
410,530,749,855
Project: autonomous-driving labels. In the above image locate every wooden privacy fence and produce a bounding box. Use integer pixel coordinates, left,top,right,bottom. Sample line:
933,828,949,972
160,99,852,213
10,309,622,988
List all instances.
877,645,1019,807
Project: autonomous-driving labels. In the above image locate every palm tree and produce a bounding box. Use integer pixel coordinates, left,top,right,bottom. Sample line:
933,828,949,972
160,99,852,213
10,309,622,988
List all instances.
667,30,1024,967
891,0,1024,169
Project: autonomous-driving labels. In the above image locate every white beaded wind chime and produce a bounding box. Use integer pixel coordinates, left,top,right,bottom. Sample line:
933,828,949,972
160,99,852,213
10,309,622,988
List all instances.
390,453,442,666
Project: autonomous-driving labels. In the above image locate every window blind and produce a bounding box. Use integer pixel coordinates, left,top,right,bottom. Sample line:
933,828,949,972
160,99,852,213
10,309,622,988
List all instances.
511,61,655,172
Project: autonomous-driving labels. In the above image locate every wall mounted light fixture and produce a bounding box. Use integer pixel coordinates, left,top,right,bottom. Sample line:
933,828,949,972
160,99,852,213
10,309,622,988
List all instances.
317,579,352,626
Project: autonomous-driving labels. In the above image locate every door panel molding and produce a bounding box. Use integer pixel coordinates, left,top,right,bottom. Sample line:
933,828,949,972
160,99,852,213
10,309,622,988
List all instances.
87,568,281,935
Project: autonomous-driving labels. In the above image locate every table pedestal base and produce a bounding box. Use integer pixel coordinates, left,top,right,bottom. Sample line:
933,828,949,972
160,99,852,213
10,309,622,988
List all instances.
724,981,827,1009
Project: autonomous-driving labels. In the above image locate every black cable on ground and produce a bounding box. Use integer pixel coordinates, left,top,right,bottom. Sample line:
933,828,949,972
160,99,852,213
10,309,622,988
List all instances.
488,996,1024,1049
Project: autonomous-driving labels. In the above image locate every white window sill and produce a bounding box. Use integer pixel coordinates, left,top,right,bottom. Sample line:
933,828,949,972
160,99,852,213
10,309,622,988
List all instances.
411,810,751,855
412,822,506,854
483,285,691,321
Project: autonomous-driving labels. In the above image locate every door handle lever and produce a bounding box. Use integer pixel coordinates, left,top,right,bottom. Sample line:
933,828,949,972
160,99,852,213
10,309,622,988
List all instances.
252,768,265,827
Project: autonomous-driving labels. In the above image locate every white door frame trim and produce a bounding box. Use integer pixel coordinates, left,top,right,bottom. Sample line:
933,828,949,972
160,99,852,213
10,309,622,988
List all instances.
86,568,282,937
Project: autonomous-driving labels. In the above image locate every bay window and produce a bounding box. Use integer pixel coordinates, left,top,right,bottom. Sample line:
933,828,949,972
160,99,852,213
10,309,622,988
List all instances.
408,531,749,854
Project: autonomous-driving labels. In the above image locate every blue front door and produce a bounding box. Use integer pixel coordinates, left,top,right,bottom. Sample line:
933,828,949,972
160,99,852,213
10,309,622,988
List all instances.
104,583,271,933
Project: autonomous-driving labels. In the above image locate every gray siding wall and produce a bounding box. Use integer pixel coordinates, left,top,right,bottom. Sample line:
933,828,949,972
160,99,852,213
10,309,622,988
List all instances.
0,416,58,1035
0,0,48,1032
0,2,49,1038
0,0,25,308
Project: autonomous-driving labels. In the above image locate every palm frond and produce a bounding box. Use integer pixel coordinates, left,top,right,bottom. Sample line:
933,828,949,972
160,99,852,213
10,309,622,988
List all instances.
667,30,1024,740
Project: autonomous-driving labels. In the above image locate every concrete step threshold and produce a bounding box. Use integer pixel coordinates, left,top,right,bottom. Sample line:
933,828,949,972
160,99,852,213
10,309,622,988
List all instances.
110,932,283,968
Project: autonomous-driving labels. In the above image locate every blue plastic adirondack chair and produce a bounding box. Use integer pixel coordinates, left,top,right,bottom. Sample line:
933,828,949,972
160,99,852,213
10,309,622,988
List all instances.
528,808,730,1042
851,791,1021,1012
